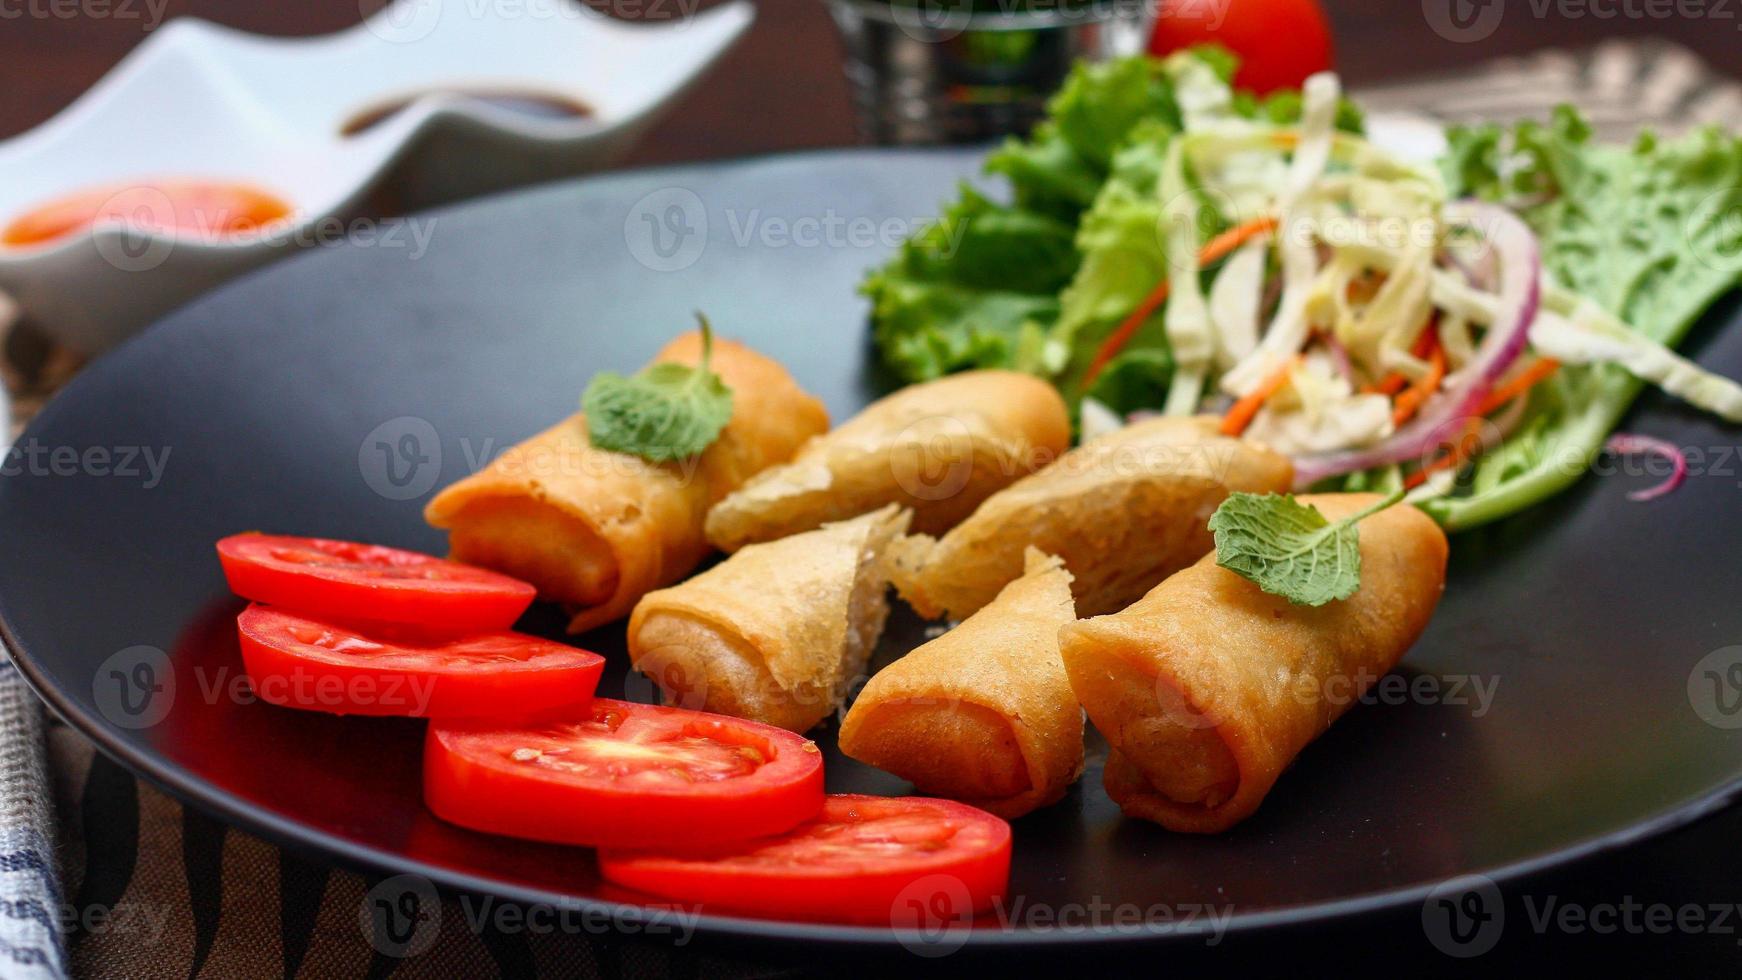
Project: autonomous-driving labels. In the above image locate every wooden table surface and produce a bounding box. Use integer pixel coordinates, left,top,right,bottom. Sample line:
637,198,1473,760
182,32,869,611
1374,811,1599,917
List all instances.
2,0,1737,165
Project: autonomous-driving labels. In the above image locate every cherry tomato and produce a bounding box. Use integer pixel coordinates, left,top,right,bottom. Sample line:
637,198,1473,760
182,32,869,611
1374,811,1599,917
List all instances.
1147,0,1334,95
598,795,1012,924
217,533,535,632
236,604,602,718
424,699,825,849
2,181,292,248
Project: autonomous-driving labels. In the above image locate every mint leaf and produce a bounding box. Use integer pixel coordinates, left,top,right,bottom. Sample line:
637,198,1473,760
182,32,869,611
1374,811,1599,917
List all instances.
582,314,734,462
1207,490,1404,606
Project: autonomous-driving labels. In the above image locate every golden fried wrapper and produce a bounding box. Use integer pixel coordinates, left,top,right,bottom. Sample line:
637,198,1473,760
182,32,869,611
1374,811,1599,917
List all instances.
839,548,1082,818
627,506,910,733
704,370,1069,552
1060,494,1448,834
424,331,828,633
890,415,1293,620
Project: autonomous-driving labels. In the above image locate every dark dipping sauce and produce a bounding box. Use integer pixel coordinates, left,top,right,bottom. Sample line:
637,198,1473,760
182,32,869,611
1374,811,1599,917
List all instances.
340,89,593,137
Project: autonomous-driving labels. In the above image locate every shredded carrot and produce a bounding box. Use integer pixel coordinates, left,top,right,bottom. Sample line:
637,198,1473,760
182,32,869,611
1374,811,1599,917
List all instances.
1405,416,1486,489
1397,357,1562,489
1391,329,1446,427
1081,216,1282,388
1361,320,1440,396
1219,354,1301,437
1199,217,1282,266
1475,358,1561,416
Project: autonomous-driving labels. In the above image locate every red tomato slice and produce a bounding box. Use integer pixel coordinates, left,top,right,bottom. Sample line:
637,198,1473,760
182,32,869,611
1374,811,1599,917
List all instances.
217,533,535,632
236,604,602,718
598,795,1012,925
424,699,824,849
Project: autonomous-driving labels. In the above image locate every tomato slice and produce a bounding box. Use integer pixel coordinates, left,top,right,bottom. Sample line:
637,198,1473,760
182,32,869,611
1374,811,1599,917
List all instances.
217,533,535,632
424,699,824,849
598,795,1011,924
236,604,601,718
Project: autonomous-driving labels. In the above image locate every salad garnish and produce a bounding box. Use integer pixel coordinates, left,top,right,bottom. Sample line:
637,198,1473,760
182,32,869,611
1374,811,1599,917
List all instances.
866,46,1742,531
583,313,735,462
1604,433,1689,503
1208,488,1405,605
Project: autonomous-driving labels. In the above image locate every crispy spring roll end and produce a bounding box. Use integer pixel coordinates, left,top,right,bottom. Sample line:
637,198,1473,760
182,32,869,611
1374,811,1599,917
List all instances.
836,700,1031,803
442,496,616,607
631,612,832,733
1067,648,1239,810
628,507,906,733
840,549,1081,818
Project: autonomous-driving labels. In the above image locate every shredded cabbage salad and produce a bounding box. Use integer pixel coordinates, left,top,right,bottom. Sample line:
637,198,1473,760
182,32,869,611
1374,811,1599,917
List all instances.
863,48,1742,530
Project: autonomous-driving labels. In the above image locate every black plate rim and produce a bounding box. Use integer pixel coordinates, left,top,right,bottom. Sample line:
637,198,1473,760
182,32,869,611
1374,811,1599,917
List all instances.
10,625,1742,949
5,146,1741,950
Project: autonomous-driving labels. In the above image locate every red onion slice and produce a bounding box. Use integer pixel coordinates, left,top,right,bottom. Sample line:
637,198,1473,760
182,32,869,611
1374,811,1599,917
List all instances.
1605,434,1688,502
1290,201,1541,488
1319,331,1355,383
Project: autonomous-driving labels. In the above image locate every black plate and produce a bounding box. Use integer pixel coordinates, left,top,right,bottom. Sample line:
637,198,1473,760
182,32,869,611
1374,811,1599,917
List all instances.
4,149,1742,950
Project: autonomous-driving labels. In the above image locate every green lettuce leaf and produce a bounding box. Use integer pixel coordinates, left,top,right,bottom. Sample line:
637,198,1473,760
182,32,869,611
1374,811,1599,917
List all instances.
983,123,1105,222
1424,107,1742,529
862,182,1074,382
865,48,1362,396
894,184,1078,293
1045,120,1179,395
1048,55,1183,171
864,274,1059,382
1085,347,1175,417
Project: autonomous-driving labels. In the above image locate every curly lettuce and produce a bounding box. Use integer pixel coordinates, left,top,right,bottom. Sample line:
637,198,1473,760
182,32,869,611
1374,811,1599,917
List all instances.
863,50,1224,384
1425,107,1742,529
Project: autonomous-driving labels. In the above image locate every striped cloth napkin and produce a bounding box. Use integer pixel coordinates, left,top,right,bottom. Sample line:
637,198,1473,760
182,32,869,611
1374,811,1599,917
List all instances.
0,662,64,978
0,38,1736,979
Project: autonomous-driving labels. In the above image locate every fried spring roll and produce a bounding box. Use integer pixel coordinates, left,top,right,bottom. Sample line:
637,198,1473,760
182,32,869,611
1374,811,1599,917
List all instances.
838,549,1081,818
627,506,909,733
1059,494,1448,834
424,332,828,633
704,371,1069,552
890,416,1293,621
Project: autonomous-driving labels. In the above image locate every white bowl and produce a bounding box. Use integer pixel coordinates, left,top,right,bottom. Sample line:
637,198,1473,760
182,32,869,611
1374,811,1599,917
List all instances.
0,0,755,353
